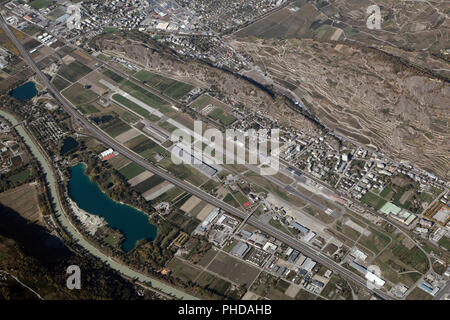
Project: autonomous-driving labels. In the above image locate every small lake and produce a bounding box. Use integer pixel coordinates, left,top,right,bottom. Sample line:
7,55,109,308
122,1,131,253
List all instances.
10,81,38,101
68,163,157,251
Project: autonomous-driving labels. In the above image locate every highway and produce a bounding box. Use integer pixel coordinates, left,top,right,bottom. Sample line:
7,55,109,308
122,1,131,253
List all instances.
0,16,393,300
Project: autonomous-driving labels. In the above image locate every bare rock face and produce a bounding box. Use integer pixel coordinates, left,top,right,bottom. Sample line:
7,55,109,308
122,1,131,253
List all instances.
230,38,449,178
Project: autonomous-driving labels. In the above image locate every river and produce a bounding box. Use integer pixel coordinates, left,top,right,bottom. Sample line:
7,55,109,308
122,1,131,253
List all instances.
0,109,197,300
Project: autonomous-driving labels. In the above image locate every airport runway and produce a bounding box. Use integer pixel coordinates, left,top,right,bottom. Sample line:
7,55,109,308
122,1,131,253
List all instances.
0,16,393,300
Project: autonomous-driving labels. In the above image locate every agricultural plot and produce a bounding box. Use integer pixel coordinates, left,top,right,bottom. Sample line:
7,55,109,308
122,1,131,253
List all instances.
163,81,194,100
107,155,130,170
115,128,141,144
207,252,259,287
167,257,200,284
390,241,428,274
118,162,145,180
21,24,42,36
158,157,209,186
187,200,208,218
100,118,131,138
166,210,200,234
208,107,236,126
361,191,387,210
438,237,450,251
62,83,98,106
150,186,185,203
57,61,93,82
235,1,323,40
77,104,100,115
30,0,51,10
52,75,71,91
133,70,194,100
127,171,153,187
103,69,125,84
406,287,433,300
133,70,165,86
0,184,42,226
133,175,165,194
126,136,157,158
195,272,232,296
189,94,213,110
358,227,391,254
23,39,41,51
223,193,240,208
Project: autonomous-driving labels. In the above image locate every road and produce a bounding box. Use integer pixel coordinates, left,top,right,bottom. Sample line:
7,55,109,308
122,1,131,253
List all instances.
434,281,450,300
0,16,393,300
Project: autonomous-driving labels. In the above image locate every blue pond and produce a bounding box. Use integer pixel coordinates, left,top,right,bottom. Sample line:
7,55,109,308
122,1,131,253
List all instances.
10,81,38,101
68,164,157,251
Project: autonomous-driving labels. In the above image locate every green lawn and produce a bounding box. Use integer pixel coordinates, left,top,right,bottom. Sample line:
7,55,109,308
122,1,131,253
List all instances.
208,108,236,126
189,94,211,109
133,70,164,86
361,191,387,210
78,104,100,115
30,0,51,10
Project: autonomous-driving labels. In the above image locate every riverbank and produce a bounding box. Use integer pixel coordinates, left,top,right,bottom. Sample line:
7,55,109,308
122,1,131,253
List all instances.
0,109,198,300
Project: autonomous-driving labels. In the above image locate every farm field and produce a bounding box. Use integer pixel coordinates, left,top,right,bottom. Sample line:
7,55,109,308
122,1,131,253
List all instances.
358,227,391,254
361,192,387,211
208,107,236,126
52,75,71,91
62,83,99,106
100,118,131,138
134,175,165,194
103,69,125,84
163,81,194,100
78,104,100,115
207,252,259,287
0,183,42,226
406,287,433,300
133,70,194,100
30,0,51,10
57,61,93,82
118,162,145,180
